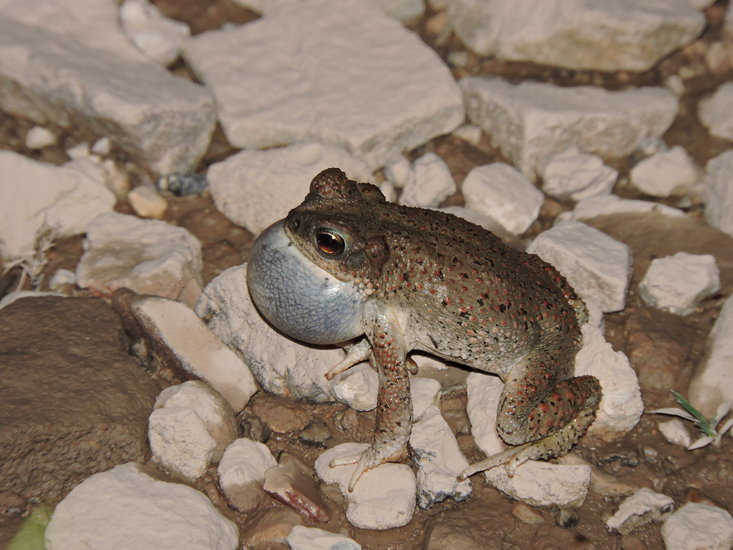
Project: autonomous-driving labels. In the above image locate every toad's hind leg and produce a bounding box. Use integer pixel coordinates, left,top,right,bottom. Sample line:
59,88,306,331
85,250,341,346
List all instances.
460,353,601,480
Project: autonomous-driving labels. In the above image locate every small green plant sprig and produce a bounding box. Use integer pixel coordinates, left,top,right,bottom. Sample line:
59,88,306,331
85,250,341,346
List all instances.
651,390,733,450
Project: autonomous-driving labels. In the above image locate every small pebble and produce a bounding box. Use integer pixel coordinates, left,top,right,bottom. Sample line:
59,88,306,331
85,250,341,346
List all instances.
156,173,209,196
511,502,545,525
25,126,57,149
127,185,168,219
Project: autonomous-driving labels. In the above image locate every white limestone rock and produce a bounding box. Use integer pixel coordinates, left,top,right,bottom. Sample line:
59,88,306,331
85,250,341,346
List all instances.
576,324,643,439
332,362,379,412
630,146,699,198
658,418,693,448
218,438,277,513
75,212,203,308
465,373,591,508
639,252,720,316
540,147,617,201
237,0,423,22
662,502,733,550
207,142,371,235
447,0,704,72
411,376,442,420
45,463,238,550
411,403,472,508
196,264,345,404
287,526,361,550
0,151,115,260
461,163,544,235
452,123,483,145
561,194,686,222
461,76,678,179
127,185,168,219
399,153,456,208
315,443,416,530
606,488,675,535
699,81,733,141
149,381,238,481
0,13,215,174
184,0,463,171
119,0,190,66
689,294,733,418
384,154,414,189
48,268,76,291
526,221,632,312
24,125,57,149
131,296,258,412
703,150,733,238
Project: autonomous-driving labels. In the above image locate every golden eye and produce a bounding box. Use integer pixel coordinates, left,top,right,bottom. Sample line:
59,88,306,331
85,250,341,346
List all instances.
316,229,346,256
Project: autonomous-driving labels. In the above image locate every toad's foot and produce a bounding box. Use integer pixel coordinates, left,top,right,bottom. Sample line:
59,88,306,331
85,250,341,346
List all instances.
458,443,532,480
460,406,597,480
330,443,409,492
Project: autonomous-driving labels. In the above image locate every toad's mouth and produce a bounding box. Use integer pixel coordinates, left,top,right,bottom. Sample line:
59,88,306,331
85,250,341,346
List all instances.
246,220,366,345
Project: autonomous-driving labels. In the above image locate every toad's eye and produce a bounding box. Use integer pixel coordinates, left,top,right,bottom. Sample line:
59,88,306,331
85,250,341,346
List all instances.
316,229,346,257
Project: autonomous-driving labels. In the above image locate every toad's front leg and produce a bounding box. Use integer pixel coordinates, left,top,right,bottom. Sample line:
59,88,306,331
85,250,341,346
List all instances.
329,308,412,491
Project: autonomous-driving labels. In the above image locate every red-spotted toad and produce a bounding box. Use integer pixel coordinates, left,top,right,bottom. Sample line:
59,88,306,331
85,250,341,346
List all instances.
247,168,601,490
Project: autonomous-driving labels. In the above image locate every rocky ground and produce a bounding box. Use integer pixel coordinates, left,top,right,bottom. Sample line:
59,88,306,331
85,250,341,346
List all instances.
1,0,733,549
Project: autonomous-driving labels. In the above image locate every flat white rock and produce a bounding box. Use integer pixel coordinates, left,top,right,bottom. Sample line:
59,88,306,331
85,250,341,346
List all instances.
45,463,238,550
703,150,733,238
462,163,544,235
689,293,733,418
119,0,190,66
218,438,277,513
399,153,456,208
465,373,591,508
526,221,632,312
630,146,699,198
132,296,257,411
461,76,678,179
0,6,214,174
540,147,617,201
75,212,203,307
315,443,416,530
287,526,361,550
149,381,238,481
606,488,675,535
207,142,371,235
447,0,704,71
561,194,686,222
0,151,115,260
196,264,345,404
699,81,733,141
184,0,463,170
662,502,733,550
639,252,720,315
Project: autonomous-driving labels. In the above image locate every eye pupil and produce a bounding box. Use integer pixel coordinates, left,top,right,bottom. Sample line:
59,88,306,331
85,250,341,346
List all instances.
316,230,345,256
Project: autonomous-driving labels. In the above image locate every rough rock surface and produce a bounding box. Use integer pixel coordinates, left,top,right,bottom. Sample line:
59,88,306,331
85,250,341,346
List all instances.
703,150,733,238
184,0,463,170
0,151,115,260
206,142,371,235
76,212,203,308
447,0,705,71
661,502,733,550
0,8,215,174
461,76,678,179
698,81,733,141
0,297,159,502
218,438,276,513
45,463,239,550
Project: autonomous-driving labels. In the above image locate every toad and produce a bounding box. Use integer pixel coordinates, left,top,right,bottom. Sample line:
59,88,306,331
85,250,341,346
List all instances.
247,168,601,490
